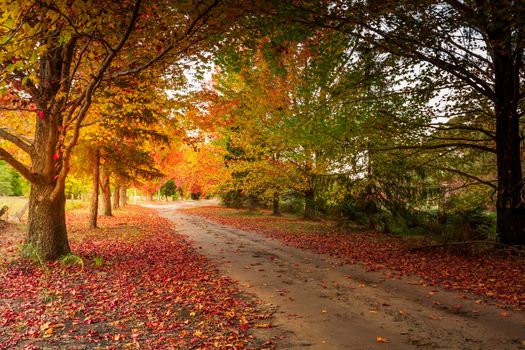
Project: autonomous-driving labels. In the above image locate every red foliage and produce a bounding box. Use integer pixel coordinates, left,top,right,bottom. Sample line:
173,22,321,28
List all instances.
187,206,525,307
0,207,270,349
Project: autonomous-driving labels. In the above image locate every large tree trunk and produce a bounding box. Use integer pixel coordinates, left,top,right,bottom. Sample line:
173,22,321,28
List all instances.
304,188,316,220
113,184,120,210
272,192,282,216
26,181,70,260
492,42,525,245
119,186,127,207
147,192,154,201
25,86,72,260
100,165,112,216
89,149,100,229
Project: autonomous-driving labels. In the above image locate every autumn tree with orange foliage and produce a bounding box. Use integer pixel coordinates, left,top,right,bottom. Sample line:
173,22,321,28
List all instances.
0,0,255,260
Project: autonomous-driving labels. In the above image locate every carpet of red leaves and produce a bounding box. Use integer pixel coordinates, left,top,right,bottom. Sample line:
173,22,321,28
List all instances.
0,206,272,349
185,206,525,308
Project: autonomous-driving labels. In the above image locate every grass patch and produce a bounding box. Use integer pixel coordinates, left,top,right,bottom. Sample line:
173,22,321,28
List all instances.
59,253,84,269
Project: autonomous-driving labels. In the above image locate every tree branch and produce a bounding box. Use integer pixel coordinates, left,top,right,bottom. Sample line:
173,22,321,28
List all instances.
429,135,494,142
429,123,495,139
430,165,497,189
107,0,221,80
80,111,117,127
51,0,142,202
0,127,33,154
0,147,34,182
374,142,496,154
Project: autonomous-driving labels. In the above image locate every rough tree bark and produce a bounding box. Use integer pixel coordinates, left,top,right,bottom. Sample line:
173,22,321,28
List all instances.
89,149,100,229
100,165,112,216
22,42,76,260
27,181,70,260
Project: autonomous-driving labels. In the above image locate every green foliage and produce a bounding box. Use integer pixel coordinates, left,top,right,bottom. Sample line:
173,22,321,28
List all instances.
59,254,84,269
279,194,304,214
65,176,89,199
0,161,24,196
220,189,246,209
0,161,11,196
438,209,497,242
65,199,87,211
183,2,514,243
384,215,408,235
160,180,177,200
92,256,105,267
9,169,22,196
21,243,45,266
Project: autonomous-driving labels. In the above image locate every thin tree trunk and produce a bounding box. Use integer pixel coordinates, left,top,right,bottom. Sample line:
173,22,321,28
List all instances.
272,193,282,216
100,165,112,216
304,188,316,220
89,149,100,229
120,186,127,207
113,184,120,210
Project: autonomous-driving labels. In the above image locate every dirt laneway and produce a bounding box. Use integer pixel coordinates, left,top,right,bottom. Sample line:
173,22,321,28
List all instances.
149,202,525,350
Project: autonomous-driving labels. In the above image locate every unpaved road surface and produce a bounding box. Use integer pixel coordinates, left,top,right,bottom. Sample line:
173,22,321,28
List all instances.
147,201,525,350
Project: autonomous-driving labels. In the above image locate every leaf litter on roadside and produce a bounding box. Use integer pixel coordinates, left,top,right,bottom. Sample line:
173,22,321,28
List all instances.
0,206,273,349
185,206,525,307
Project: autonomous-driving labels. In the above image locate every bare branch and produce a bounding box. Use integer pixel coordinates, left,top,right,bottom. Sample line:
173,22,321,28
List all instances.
0,106,38,112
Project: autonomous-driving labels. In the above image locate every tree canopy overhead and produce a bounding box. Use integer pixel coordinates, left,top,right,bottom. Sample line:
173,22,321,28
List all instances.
0,0,524,260
0,0,257,259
